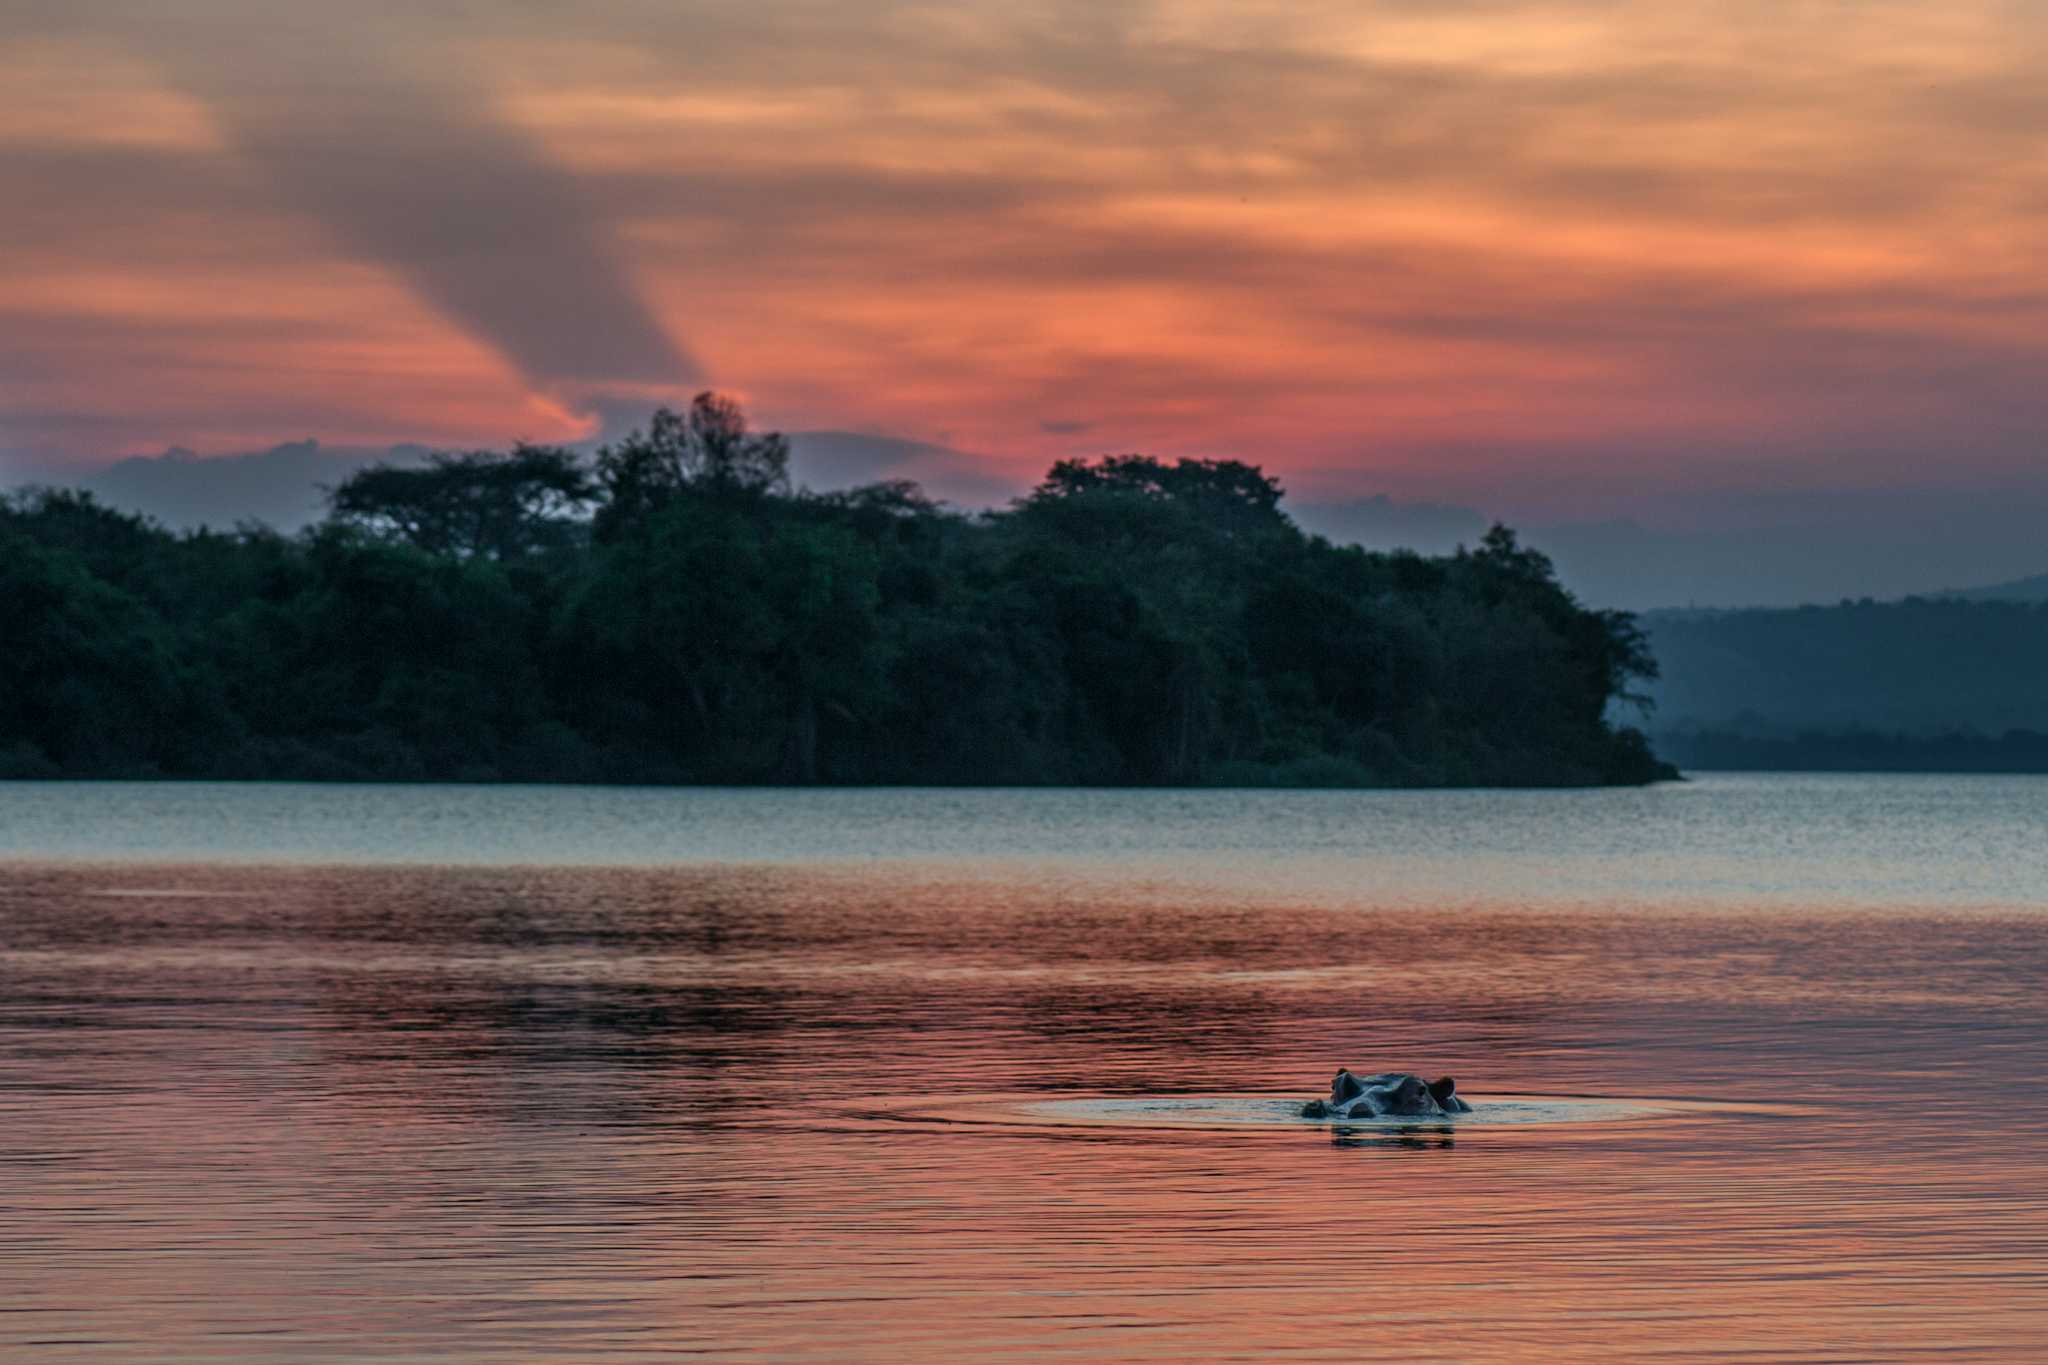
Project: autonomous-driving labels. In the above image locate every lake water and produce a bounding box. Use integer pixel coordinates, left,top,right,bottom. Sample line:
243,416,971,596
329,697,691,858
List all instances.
2,774,2045,1360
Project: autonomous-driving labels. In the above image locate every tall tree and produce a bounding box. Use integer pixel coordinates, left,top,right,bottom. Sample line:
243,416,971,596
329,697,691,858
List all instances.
328,445,594,560
593,392,791,538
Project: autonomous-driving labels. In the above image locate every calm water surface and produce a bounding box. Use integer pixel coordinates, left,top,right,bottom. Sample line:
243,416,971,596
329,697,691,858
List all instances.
2,775,2045,1360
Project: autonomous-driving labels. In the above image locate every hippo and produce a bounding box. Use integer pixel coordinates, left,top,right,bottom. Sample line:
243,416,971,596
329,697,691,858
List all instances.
1299,1069,1472,1120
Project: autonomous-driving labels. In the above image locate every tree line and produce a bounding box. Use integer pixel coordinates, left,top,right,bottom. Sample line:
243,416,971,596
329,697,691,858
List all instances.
1655,727,2048,774
1,394,1673,787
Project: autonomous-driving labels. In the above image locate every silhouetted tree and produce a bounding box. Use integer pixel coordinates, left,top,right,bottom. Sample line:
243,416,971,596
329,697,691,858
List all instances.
328,445,593,560
1470,522,1552,576
1030,454,1286,541
593,391,790,538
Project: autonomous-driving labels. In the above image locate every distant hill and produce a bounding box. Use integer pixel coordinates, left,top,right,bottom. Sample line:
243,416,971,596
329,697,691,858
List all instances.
78,441,428,532
1936,572,2048,604
21,440,2048,614
1641,597,2048,771
1644,598,2048,735
10,430,1018,534
1296,490,2048,612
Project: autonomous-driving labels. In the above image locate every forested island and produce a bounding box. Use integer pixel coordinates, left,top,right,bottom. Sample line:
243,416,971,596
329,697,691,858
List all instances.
2,395,1672,788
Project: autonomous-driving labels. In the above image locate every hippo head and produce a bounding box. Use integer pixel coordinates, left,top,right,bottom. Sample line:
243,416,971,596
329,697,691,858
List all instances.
1303,1069,1475,1119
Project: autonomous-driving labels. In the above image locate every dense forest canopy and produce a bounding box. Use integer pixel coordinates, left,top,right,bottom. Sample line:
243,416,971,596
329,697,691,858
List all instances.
1,395,1671,787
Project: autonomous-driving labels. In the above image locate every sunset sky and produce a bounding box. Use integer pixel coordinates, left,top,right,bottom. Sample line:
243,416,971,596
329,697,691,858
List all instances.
5,0,2047,530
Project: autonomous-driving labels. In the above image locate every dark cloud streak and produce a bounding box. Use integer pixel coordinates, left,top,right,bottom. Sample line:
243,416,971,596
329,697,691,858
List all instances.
118,8,700,405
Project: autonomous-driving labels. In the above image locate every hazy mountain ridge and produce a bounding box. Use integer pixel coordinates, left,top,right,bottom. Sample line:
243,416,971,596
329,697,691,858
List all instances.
1641,596,2048,770
85,441,433,533
7,431,1021,535
13,440,2048,614
1935,572,2048,604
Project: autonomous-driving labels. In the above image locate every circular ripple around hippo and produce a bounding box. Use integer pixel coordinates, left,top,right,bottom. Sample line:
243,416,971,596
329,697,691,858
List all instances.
839,1093,1805,1132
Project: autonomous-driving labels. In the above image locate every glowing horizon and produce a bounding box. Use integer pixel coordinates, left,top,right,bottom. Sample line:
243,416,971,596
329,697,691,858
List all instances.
5,1,2048,515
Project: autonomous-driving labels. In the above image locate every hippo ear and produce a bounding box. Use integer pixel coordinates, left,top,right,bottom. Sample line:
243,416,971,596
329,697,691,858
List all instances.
1428,1076,1457,1104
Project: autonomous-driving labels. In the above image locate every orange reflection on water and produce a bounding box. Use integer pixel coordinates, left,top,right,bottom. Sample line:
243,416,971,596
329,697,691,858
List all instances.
1,860,2044,1360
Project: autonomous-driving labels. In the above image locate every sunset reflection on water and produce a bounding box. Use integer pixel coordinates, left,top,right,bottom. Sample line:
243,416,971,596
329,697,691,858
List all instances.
3,851,2045,1361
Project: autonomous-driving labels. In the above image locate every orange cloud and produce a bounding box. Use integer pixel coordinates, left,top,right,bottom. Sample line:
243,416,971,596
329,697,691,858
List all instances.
5,2,2048,513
